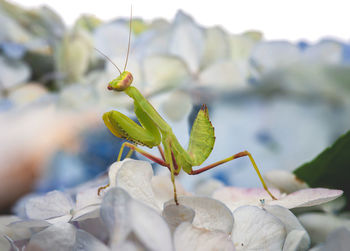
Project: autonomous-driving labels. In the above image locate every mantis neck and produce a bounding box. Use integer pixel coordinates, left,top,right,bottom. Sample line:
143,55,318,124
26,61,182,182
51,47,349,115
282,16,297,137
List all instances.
124,86,171,134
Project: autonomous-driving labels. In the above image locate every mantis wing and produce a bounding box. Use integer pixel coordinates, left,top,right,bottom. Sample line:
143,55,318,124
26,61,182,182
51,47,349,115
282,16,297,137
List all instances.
187,105,215,166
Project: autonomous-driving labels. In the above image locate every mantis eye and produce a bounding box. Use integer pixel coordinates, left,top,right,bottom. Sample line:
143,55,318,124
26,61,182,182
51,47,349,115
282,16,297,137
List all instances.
108,71,134,91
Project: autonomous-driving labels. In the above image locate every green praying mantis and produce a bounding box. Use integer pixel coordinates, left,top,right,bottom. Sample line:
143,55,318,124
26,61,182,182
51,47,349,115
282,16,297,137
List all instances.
97,9,277,204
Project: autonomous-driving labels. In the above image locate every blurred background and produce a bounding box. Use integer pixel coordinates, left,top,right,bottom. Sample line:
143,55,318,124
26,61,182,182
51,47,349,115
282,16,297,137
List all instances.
0,0,349,213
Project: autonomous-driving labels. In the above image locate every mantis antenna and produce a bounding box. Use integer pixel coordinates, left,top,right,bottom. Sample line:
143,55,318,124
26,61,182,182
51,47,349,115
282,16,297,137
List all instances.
124,6,133,72
94,47,122,75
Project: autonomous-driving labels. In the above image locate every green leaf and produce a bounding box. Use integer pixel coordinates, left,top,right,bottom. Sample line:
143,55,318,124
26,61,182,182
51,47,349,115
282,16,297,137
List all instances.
294,130,350,202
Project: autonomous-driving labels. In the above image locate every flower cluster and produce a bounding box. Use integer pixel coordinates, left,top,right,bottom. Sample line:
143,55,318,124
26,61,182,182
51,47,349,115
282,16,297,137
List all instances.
0,159,344,250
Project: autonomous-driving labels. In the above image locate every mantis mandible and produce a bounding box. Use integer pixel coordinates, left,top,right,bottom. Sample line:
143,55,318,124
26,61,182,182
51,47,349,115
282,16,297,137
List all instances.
97,9,277,204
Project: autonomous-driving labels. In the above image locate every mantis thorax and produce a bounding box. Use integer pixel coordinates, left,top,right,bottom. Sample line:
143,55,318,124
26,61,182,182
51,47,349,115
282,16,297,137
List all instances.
108,71,133,91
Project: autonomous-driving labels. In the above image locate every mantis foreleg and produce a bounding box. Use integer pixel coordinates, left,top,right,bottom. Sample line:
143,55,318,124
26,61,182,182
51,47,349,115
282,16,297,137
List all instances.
98,142,170,195
157,145,166,161
117,142,168,167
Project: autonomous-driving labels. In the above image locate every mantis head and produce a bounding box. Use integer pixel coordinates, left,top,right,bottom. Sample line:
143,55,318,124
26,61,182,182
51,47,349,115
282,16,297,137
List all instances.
96,7,133,92
107,71,134,91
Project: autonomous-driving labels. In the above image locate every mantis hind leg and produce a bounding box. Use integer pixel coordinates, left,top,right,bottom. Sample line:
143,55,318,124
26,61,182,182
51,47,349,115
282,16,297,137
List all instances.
189,151,277,200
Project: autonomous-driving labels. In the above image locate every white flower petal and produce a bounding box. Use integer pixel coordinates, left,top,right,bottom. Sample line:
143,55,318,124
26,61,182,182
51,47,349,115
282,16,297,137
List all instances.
198,60,248,91
265,205,308,235
46,215,72,224
174,222,234,251
302,41,343,64
283,230,310,251
143,55,190,95
0,56,30,89
93,22,130,60
134,24,171,57
165,196,234,234
8,219,51,231
130,200,173,251
232,206,286,251
230,34,257,61
169,11,204,73
72,187,101,221
264,169,309,193
100,187,132,245
0,236,9,251
0,215,31,249
75,187,102,211
8,83,48,107
71,207,100,221
74,229,109,251
251,41,301,73
264,205,310,251
108,158,133,188
269,188,343,209
59,83,97,109
0,235,16,251
201,26,230,68
298,213,350,244
162,204,195,233
27,222,76,251
116,159,160,210
25,191,74,220
161,90,192,122
55,29,93,84
212,187,282,211
242,31,263,41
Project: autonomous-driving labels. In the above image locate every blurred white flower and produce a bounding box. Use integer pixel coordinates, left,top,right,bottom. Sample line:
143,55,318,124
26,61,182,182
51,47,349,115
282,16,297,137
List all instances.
264,169,309,194
298,212,350,245
26,222,76,251
7,188,101,240
309,227,350,251
0,215,31,250
55,28,94,85
0,55,30,90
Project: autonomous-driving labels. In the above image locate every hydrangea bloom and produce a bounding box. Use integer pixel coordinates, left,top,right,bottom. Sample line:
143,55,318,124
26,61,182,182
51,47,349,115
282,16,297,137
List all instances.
2,159,344,250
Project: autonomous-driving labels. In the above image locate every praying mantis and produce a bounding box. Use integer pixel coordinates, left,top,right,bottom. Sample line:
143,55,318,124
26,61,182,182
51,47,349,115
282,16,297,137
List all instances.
97,9,277,204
